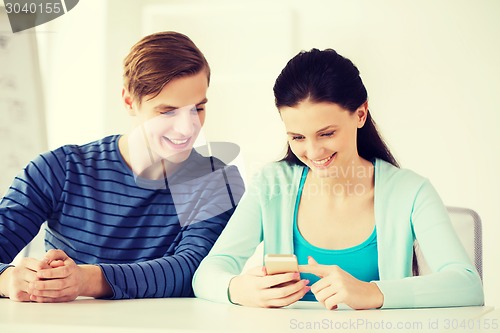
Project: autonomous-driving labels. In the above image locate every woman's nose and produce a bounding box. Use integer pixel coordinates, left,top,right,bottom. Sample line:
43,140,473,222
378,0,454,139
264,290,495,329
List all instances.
305,140,325,160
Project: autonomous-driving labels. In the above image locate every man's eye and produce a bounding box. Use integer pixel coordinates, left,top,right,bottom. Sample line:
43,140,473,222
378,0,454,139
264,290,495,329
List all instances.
189,106,205,114
161,110,176,116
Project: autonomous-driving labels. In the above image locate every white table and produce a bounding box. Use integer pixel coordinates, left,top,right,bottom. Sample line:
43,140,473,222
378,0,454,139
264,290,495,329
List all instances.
0,298,494,333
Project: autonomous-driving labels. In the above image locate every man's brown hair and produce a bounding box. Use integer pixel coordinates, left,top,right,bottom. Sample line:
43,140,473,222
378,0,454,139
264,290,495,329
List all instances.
123,31,210,104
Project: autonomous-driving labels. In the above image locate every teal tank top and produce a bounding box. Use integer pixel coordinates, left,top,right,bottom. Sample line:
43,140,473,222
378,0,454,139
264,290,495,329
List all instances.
293,168,379,301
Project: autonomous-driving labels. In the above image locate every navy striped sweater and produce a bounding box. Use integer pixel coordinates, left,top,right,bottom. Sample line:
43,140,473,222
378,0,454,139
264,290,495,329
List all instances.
0,135,244,299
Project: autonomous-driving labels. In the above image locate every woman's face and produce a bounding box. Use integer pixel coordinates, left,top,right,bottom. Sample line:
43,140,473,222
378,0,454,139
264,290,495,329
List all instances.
279,99,367,177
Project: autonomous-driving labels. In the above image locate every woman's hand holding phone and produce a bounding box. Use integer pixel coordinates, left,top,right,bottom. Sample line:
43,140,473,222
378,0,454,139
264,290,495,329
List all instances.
228,254,310,308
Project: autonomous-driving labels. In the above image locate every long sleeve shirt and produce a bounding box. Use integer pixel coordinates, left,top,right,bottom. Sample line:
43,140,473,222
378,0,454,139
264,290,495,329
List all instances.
0,135,244,299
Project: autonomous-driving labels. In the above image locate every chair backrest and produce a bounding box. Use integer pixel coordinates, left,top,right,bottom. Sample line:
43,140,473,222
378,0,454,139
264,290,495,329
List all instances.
414,206,483,280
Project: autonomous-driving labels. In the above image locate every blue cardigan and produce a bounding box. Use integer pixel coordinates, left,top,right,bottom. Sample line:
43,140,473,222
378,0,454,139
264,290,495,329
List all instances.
193,159,484,308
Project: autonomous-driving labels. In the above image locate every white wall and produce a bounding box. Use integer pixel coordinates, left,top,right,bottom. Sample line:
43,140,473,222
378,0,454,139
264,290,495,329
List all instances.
36,0,106,149
35,0,499,306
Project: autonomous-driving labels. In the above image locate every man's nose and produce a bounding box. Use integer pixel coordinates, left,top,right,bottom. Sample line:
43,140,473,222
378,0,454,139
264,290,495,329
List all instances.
172,107,199,136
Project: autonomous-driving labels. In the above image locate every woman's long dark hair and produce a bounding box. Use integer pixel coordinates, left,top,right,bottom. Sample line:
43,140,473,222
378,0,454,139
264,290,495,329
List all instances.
273,48,399,167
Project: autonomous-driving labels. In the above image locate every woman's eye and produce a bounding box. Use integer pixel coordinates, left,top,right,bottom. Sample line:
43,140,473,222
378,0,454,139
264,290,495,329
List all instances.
321,131,335,137
291,135,304,141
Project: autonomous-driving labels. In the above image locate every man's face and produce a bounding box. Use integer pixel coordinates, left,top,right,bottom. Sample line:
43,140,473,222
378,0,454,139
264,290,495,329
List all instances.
126,71,208,165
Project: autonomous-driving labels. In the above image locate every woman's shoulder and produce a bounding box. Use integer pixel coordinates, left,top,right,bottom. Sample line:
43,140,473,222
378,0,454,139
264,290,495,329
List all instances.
375,158,431,193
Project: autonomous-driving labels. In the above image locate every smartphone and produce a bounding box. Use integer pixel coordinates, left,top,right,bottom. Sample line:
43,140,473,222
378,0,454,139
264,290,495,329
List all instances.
264,254,299,275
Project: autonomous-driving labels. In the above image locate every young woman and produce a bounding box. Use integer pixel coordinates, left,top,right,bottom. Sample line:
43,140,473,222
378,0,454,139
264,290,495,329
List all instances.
193,48,483,309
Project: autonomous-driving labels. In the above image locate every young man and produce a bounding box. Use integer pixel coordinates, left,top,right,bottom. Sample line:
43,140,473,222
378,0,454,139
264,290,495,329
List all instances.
0,31,244,302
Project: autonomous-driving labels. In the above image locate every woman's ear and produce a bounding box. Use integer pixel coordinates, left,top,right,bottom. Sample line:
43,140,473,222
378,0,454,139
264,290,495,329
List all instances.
122,88,136,116
356,101,369,128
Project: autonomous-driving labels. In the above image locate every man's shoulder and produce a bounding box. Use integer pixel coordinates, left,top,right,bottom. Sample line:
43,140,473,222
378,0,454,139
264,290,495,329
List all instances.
66,135,119,157
45,135,119,160
173,150,238,182
33,135,121,172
